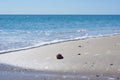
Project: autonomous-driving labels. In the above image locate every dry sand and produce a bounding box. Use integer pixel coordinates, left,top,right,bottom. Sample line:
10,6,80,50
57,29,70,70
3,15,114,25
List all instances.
0,35,120,80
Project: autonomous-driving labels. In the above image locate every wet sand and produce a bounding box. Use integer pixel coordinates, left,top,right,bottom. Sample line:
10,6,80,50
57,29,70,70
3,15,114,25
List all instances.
0,35,120,80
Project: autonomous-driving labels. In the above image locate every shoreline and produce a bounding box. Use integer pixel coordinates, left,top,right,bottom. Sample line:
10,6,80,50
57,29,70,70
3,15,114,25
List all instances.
0,33,119,54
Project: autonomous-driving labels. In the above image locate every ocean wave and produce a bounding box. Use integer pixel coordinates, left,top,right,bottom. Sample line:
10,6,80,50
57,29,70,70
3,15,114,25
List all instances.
0,33,119,54
0,28,120,53
76,29,86,33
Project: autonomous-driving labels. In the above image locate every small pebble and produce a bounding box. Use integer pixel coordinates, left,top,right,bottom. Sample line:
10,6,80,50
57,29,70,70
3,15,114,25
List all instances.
96,75,100,77
56,54,64,59
110,64,113,66
91,63,95,67
78,45,82,47
117,77,119,80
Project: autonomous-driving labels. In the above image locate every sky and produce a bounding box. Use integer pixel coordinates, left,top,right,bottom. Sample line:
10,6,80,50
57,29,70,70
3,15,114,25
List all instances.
0,0,120,14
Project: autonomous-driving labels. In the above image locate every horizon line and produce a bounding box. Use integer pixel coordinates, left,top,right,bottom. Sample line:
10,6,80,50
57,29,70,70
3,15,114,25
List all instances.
0,13,120,15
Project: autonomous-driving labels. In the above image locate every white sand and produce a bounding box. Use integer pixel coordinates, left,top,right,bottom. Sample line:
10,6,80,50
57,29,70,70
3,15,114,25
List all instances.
0,35,120,75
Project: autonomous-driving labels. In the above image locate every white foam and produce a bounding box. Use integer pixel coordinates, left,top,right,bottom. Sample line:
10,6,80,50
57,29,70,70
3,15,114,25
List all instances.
0,28,120,54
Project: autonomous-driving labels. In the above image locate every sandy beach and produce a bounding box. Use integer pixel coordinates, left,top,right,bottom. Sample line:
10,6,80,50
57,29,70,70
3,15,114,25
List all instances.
0,35,120,80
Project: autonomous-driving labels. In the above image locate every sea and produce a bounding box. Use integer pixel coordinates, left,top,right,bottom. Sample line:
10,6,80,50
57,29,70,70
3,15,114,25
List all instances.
0,15,120,52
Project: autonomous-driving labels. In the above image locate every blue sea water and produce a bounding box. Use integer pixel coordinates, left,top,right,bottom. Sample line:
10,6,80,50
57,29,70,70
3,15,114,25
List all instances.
0,15,120,52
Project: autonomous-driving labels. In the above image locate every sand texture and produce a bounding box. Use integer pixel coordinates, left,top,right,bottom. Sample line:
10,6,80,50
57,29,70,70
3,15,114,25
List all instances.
0,35,120,80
